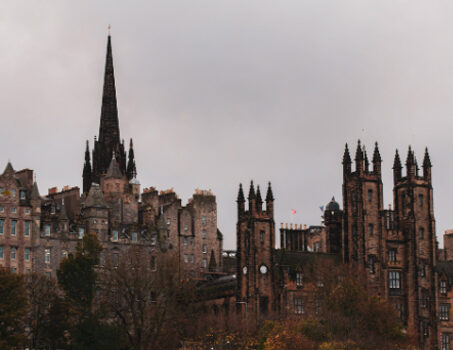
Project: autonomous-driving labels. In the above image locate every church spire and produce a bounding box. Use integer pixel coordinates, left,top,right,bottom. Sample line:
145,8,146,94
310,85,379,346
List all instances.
126,138,137,180
91,34,127,184
99,34,120,147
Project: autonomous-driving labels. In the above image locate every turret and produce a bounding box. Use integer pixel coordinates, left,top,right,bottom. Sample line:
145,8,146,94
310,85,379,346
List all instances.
355,140,364,175
83,140,92,194
256,185,263,212
363,146,369,173
265,182,274,216
393,149,402,183
248,181,256,214
372,142,382,176
343,144,352,176
126,138,137,181
423,147,432,182
237,183,245,216
406,146,416,179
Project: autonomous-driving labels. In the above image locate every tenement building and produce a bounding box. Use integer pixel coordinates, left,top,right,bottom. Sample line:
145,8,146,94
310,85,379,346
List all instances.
0,34,222,280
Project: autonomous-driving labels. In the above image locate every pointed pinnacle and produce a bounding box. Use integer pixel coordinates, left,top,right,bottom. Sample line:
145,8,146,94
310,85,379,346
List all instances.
373,142,381,163
256,185,263,203
423,147,432,168
266,182,274,202
355,140,363,161
406,146,415,165
237,183,245,202
342,143,351,164
248,180,255,199
393,149,402,169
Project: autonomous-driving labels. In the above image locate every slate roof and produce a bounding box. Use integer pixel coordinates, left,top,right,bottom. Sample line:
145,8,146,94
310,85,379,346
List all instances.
105,157,123,179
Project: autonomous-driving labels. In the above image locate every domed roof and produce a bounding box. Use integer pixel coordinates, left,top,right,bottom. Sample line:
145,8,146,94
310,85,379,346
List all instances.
326,196,340,211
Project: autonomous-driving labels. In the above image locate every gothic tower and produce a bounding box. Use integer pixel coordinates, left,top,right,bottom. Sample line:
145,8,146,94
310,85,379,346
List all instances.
83,34,136,193
236,181,275,319
392,147,436,349
342,141,384,293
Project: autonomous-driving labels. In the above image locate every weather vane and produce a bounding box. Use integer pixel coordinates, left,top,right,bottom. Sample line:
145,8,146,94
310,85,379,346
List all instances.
108,24,111,35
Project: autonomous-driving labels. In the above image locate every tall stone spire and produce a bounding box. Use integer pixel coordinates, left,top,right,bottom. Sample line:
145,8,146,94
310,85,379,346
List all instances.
342,143,352,175
91,34,127,184
99,34,120,148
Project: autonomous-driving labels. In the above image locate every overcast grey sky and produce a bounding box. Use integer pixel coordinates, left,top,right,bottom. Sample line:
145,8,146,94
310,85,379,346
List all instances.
2,1,453,249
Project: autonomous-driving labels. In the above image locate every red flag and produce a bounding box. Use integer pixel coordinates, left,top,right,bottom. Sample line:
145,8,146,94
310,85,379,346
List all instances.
291,209,296,215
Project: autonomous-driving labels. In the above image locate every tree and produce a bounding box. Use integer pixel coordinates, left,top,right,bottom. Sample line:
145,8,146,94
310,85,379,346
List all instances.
0,268,28,349
98,247,197,350
57,233,122,350
26,273,70,349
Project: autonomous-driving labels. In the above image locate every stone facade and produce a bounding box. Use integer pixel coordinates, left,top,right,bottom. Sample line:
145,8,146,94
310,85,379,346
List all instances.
0,34,222,281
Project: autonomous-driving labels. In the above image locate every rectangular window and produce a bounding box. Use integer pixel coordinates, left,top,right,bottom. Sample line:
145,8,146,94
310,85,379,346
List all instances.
368,189,372,203
184,237,188,246
11,220,16,236
296,272,303,286
0,219,4,234
11,189,16,197
190,254,194,264
131,232,137,242
166,218,171,225
78,227,84,239
418,194,423,208
44,224,50,236
313,242,320,252
202,229,207,239
62,250,68,259
419,227,424,240
395,303,403,320
25,221,30,237
11,247,16,260
0,246,3,259
202,258,207,268
11,207,16,213
440,304,450,321
25,248,30,261
368,223,374,236
11,267,16,274
202,244,207,254
151,235,157,246
260,231,265,244
184,254,188,263
294,298,304,314
112,252,119,267
112,230,118,242
421,290,427,308
389,271,401,290
441,280,447,295
201,216,207,225
190,237,194,246
25,208,30,214
20,190,25,200
45,249,50,264
184,224,188,231
442,334,450,350
388,249,397,263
